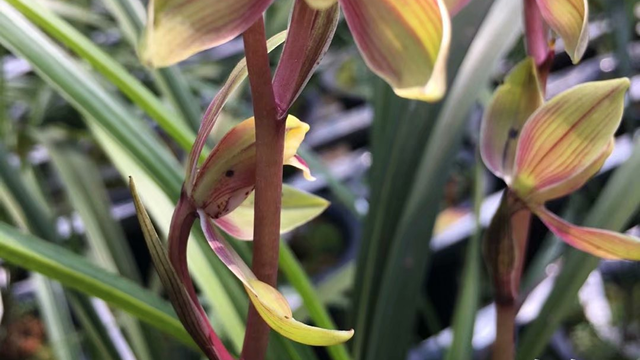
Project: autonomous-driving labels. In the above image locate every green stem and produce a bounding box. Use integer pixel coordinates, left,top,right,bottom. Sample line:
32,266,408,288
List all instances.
240,18,285,360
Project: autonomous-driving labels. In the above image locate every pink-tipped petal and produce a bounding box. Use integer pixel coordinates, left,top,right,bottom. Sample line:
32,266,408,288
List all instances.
285,155,315,181
341,0,451,102
140,0,274,67
199,213,354,345
512,79,629,201
533,206,640,260
480,57,543,181
536,0,589,64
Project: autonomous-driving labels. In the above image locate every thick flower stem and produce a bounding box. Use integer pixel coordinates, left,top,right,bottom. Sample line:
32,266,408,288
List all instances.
523,0,548,66
490,195,531,360
241,18,285,360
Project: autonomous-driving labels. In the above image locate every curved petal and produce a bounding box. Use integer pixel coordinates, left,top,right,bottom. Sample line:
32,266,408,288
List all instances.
536,0,589,64
528,138,613,204
185,31,287,186
533,206,640,260
199,214,354,345
480,57,543,180
140,0,274,67
304,0,339,10
341,0,451,102
191,116,311,219
512,79,629,201
214,184,328,240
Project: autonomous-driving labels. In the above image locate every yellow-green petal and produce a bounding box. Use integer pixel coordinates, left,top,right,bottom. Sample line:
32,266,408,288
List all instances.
480,57,543,181
512,78,629,202
214,184,329,240
341,0,451,102
528,138,613,204
536,0,589,64
199,215,354,346
140,0,273,67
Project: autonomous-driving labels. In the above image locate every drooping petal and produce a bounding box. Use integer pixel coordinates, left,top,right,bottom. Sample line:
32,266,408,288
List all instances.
536,0,589,64
273,1,339,116
190,116,311,219
214,184,329,240
341,0,451,102
140,0,274,67
186,31,287,186
512,79,629,202
528,138,613,204
199,213,354,345
480,57,543,181
533,206,640,260
130,178,232,360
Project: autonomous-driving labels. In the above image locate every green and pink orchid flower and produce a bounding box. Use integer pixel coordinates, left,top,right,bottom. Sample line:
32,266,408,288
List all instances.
140,0,455,101
130,27,353,360
481,57,640,262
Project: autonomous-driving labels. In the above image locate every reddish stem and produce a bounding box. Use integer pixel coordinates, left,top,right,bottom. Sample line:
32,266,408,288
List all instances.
169,193,234,360
240,18,285,360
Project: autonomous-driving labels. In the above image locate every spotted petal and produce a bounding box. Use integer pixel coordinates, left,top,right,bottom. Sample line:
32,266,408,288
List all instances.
341,0,451,102
199,213,354,345
533,206,640,260
512,79,629,202
214,184,328,240
536,0,589,64
140,0,274,67
190,116,311,219
480,57,543,181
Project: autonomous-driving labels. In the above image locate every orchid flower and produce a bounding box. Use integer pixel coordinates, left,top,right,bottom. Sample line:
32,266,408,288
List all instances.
140,0,456,102
131,32,353,358
481,58,640,261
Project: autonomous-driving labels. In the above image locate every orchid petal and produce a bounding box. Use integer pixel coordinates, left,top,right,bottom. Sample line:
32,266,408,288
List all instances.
191,116,310,219
533,206,640,260
186,31,287,186
285,155,315,181
303,0,339,10
199,214,354,345
140,0,274,67
130,178,229,359
341,0,451,102
273,1,339,115
528,138,613,204
512,79,629,201
214,184,329,240
536,0,589,64
480,57,543,180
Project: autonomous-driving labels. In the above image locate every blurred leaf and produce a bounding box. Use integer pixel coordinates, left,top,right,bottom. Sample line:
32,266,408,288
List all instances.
0,220,195,346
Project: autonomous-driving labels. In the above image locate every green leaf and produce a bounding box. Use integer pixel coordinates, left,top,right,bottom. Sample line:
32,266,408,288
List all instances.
0,221,194,346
